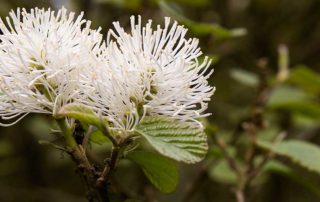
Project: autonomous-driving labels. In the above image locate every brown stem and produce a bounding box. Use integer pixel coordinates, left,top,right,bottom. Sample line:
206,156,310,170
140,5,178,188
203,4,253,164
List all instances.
70,144,109,202
246,132,287,183
96,146,120,188
235,190,245,202
246,153,272,183
101,125,118,146
213,135,241,174
57,119,109,202
95,134,133,190
215,60,272,202
82,126,94,151
213,135,247,202
243,123,258,176
237,60,271,201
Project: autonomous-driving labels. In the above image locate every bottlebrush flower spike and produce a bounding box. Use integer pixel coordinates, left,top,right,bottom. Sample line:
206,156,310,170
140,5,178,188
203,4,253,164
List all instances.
81,16,215,132
0,7,103,126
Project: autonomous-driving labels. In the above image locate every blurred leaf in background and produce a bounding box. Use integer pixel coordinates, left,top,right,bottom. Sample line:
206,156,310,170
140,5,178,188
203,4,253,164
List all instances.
0,0,320,202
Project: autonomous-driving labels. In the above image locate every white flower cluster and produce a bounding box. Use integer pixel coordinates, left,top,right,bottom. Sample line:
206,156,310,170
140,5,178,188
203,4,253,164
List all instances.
0,8,214,130
79,16,214,131
0,7,102,125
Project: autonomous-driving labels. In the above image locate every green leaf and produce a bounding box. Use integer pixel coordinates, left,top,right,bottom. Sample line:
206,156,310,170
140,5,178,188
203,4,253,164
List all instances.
56,104,104,128
135,116,208,163
267,85,320,119
289,66,320,94
264,159,292,173
208,160,237,184
90,130,110,145
292,113,320,128
159,0,246,39
126,151,178,193
281,102,320,120
94,0,141,10
257,127,281,142
267,85,310,106
265,160,320,198
230,68,259,87
257,140,320,174
166,0,210,7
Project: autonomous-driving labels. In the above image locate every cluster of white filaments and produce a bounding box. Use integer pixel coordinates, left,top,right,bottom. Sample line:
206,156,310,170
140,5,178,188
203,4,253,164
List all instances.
0,7,102,126
79,16,214,131
0,7,214,130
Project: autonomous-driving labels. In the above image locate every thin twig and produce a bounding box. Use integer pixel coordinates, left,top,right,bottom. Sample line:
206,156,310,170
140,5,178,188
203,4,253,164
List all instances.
56,118,109,202
101,125,118,146
213,133,247,202
246,132,287,183
229,59,271,202
235,190,245,202
96,146,120,187
243,123,258,173
96,134,134,188
214,135,241,174
82,126,94,150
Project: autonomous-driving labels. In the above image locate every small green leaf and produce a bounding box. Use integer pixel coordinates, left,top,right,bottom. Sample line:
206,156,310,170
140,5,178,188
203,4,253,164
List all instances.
279,102,320,120
293,113,320,128
90,130,110,145
135,116,208,163
208,160,237,184
126,151,178,193
257,140,320,174
267,85,320,119
268,85,310,106
265,160,320,198
167,0,210,7
159,0,246,39
94,0,142,10
56,104,104,128
264,159,292,174
230,68,259,87
289,66,320,94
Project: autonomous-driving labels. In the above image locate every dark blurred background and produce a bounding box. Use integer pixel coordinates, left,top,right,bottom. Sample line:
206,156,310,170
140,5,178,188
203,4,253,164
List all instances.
0,0,320,201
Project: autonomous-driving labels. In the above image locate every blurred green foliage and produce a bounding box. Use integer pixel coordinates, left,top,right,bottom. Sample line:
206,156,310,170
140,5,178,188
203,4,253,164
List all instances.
0,0,320,202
